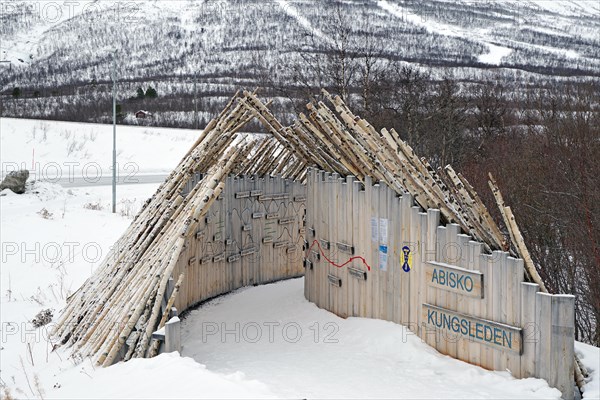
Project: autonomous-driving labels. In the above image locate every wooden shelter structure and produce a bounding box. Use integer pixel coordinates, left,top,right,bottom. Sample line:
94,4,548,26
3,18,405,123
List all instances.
53,90,582,399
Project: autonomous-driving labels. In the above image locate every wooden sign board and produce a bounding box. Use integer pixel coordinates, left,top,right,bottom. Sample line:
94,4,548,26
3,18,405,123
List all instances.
241,247,256,256
348,266,367,280
200,256,212,265
425,261,484,298
309,250,320,262
327,274,342,287
336,242,354,254
227,253,241,263
422,303,522,354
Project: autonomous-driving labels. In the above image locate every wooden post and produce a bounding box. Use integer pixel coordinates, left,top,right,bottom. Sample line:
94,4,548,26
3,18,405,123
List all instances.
520,282,539,378
550,295,575,400
165,316,181,353
535,292,553,383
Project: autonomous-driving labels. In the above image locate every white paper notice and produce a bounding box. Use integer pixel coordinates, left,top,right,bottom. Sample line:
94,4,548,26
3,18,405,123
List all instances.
379,218,388,244
379,245,388,271
371,217,378,242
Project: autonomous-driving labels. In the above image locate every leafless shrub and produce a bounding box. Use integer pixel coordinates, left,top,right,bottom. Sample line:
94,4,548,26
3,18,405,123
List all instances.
83,202,103,211
37,208,53,219
32,308,53,328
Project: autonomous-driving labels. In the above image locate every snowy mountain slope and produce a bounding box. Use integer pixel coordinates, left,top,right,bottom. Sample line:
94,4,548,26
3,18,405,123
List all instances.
1,0,598,93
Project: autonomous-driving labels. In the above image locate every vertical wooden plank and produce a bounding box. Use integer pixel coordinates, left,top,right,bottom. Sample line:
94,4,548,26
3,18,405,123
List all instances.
246,176,259,286
422,209,440,347
317,171,326,310
164,317,181,353
520,282,539,378
480,253,494,370
506,257,523,376
391,196,403,325
377,184,389,320
343,175,355,318
408,206,421,332
370,182,380,319
296,179,307,277
435,225,447,354
234,176,243,288
304,169,314,302
467,241,484,367
351,178,361,316
492,251,506,371
271,175,280,282
391,190,398,325
400,194,413,325
326,173,336,316
455,233,471,363
415,211,428,337
278,174,287,280
337,176,349,318
311,170,319,303
386,190,398,323
443,224,460,359
318,172,335,313
551,295,575,400
266,176,276,284
255,177,266,287
290,179,298,277
282,177,290,279
535,292,552,383
218,177,228,293
358,181,369,317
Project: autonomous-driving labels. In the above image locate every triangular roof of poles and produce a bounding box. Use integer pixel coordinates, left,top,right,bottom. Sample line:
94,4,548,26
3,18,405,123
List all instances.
52,89,541,366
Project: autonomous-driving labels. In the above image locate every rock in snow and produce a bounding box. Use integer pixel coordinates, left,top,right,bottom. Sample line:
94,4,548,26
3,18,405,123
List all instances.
0,169,29,194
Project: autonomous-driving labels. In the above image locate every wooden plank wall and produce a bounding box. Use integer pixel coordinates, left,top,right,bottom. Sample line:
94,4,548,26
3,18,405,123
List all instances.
173,174,306,313
303,169,575,400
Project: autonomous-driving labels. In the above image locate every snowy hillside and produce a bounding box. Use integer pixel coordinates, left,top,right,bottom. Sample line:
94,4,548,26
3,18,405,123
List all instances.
1,118,599,399
1,0,599,124
2,0,599,82
0,117,198,180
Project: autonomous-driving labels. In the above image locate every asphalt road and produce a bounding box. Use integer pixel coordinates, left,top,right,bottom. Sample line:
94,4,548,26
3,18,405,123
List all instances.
52,174,168,188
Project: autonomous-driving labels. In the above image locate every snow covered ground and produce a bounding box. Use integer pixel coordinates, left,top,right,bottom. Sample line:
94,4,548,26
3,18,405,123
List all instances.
181,278,560,399
0,118,198,181
0,118,598,399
